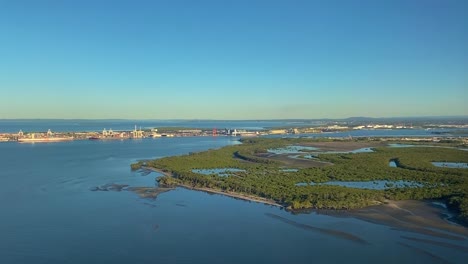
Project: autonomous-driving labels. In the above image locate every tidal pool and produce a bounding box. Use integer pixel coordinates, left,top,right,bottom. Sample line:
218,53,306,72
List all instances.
192,168,246,176
296,180,423,190
388,143,415,148
303,148,374,156
280,169,299,172
267,145,319,154
432,162,468,169
349,147,374,153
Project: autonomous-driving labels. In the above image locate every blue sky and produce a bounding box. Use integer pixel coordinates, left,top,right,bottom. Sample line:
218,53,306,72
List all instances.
0,0,467,119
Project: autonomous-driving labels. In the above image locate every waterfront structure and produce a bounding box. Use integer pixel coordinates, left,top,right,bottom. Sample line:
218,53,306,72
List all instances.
131,125,144,138
268,129,287,135
17,129,73,143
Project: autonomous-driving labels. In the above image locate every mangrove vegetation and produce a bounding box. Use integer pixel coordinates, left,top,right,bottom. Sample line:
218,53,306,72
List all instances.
133,138,468,223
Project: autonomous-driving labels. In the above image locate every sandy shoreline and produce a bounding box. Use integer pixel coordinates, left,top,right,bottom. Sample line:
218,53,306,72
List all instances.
143,166,467,237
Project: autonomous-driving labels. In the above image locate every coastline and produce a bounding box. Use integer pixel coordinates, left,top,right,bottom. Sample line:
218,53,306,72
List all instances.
349,200,468,239
143,167,283,207
142,167,468,235
176,183,284,207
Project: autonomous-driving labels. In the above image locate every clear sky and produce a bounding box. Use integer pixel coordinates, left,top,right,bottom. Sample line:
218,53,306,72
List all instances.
0,0,467,119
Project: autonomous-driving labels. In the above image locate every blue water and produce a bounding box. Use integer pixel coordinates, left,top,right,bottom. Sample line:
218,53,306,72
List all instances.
296,180,423,190
308,147,375,155
0,119,312,133
192,168,246,176
267,145,319,154
432,162,468,169
350,147,374,153
388,143,416,148
299,148,374,158
280,169,299,172
0,137,467,263
1,120,466,137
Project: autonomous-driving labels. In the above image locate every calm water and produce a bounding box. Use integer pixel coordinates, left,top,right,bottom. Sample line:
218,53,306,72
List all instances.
296,180,423,190
1,119,466,137
267,145,319,154
192,168,246,176
432,162,468,169
1,137,467,263
0,119,313,133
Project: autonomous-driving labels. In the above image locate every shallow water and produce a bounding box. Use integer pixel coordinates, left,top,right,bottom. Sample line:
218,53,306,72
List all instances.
350,147,374,153
388,143,416,148
296,180,423,190
0,119,300,133
432,162,468,169
280,169,299,172
302,147,375,156
0,138,467,264
192,168,246,176
267,145,319,154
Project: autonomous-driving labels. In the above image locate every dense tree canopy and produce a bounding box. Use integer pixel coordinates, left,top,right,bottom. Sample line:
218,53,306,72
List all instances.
133,138,468,223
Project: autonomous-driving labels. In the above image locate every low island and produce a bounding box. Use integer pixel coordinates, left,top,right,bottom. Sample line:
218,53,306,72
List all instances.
131,137,468,225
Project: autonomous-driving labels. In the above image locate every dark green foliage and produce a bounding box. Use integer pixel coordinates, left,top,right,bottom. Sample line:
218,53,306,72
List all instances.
134,138,468,222
130,161,144,171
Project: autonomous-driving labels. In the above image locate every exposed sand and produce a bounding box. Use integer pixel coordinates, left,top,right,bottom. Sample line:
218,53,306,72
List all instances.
348,200,468,239
145,167,468,238
265,213,369,245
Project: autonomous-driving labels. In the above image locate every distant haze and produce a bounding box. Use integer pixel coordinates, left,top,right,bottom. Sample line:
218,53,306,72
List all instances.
0,1,467,119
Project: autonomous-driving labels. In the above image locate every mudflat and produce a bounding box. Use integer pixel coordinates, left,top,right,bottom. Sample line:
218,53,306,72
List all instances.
349,200,468,239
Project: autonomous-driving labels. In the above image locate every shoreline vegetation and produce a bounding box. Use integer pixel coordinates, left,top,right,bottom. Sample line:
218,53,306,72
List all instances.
132,137,468,226
146,167,283,207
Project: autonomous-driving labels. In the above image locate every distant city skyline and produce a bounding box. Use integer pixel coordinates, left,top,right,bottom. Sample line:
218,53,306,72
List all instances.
0,0,467,119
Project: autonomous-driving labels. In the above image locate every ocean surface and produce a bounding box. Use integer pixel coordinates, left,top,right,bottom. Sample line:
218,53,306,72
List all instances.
0,135,467,263
0,119,315,133
1,119,467,137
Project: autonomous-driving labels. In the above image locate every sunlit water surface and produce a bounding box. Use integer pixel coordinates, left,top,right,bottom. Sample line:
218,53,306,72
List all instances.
0,137,466,264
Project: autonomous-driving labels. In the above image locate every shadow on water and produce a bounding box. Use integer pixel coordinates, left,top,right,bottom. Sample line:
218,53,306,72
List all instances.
397,242,450,264
90,183,174,200
127,187,174,199
139,169,152,176
400,236,468,253
90,183,129,192
153,224,160,232
143,202,157,208
264,213,369,245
